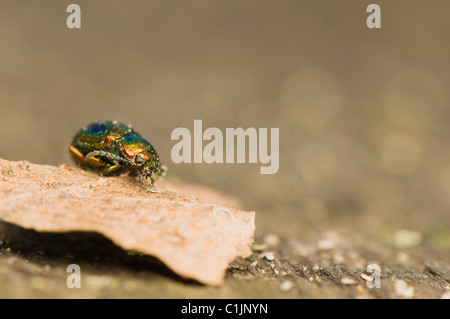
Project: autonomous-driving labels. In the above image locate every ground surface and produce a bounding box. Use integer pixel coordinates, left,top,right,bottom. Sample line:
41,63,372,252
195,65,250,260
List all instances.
0,160,448,299
0,221,449,299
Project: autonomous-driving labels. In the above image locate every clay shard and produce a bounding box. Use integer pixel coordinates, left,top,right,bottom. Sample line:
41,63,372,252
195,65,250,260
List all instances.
0,158,255,285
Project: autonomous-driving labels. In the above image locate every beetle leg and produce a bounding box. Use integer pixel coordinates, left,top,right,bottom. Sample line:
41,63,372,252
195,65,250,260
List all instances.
70,146,105,167
86,151,134,166
87,156,107,167
69,146,86,162
138,173,154,186
99,164,121,176
148,174,154,187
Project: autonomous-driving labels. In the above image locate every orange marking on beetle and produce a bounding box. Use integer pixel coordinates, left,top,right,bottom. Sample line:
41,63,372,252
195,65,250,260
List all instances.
122,147,136,160
138,152,150,161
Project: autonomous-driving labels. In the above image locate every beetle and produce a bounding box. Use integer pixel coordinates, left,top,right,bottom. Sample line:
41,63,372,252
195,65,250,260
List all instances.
69,121,164,186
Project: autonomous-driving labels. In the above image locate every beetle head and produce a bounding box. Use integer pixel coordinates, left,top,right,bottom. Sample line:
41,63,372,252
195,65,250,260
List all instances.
134,152,162,186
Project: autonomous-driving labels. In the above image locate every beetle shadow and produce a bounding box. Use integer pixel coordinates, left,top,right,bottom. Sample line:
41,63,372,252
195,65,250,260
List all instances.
0,220,202,286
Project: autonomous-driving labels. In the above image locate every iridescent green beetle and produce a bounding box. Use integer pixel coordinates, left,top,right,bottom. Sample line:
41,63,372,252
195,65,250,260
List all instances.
69,121,164,186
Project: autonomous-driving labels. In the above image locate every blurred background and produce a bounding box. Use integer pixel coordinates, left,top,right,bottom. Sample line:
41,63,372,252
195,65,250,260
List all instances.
1,0,449,249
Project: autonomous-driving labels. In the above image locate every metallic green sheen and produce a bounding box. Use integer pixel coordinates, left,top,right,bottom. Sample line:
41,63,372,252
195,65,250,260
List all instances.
70,121,162,185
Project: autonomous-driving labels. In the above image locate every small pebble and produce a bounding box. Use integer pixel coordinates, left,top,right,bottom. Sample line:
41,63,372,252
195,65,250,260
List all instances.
394,229,423,248
396,252,410,263
263,234,281,247
260,252,275,261
360,273,374,282
394,279,414,298
341,277,357,285
252,244,267,252
280,281,293,292
318,239,334,250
